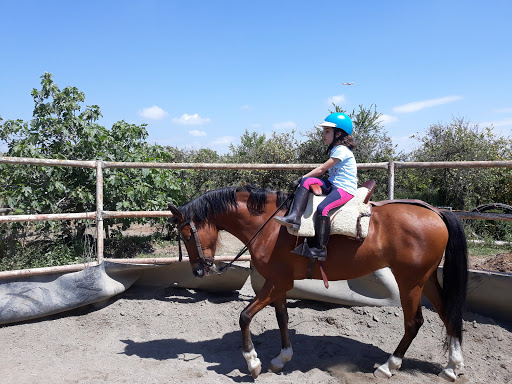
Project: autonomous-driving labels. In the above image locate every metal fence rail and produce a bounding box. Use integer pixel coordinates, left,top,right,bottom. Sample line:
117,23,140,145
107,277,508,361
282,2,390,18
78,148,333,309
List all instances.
1,156,511,264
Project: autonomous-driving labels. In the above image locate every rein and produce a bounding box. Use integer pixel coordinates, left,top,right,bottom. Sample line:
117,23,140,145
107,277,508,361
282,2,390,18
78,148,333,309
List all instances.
217,192,293,273
176,192,293,274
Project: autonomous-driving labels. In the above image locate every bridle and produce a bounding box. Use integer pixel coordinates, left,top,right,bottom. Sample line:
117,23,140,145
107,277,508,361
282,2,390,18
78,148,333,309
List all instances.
177,220,216,274
175,191,293,275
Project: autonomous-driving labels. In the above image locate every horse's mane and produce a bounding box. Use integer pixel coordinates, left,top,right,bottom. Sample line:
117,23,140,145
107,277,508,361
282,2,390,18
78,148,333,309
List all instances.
179,185,290,227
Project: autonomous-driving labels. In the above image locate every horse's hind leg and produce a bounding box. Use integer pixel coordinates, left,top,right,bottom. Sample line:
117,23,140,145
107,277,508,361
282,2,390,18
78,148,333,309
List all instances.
375,285,424,379
423,274,464,381
239,279,292,379
269,295,293,373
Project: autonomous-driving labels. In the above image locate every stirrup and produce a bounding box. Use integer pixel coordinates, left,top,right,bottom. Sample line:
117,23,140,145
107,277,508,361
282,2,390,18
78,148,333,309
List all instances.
292,241,326,261
292,241,313,258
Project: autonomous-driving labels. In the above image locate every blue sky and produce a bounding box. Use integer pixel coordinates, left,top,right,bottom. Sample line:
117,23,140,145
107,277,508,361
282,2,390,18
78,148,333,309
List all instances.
1,0,511,155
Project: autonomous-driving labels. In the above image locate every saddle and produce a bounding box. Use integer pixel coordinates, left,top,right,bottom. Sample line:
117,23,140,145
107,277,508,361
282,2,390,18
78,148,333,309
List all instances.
287,180,376,241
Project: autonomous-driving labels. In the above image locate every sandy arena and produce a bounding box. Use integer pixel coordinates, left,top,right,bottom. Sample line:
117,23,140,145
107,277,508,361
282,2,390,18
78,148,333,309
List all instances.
0,233,511,384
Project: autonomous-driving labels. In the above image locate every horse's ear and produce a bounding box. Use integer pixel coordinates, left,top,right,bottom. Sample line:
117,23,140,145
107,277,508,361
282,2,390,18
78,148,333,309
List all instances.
168,203,184,223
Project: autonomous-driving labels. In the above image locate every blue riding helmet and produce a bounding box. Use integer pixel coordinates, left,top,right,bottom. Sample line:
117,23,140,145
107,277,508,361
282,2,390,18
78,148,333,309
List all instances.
318,113,353,135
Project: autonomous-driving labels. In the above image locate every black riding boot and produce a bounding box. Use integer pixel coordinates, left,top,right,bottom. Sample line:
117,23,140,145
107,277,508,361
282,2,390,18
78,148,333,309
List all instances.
308,215,331,261
274,186,310,230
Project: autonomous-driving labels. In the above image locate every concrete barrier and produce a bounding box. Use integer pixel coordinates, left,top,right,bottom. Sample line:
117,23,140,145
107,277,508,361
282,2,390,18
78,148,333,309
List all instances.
251,267,402,307
252,267,512,323
0,262,140,325
1,260,510,325
0,260,250,325
459,269,512,322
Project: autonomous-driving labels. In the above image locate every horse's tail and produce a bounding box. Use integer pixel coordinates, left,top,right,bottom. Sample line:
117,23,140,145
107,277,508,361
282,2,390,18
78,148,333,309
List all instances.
440,210,468,343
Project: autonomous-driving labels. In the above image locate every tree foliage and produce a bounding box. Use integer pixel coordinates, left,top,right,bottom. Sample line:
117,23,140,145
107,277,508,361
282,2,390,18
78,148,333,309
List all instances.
222,129,302,192
403,118,512,210
0,73,182,258
161,146,224,201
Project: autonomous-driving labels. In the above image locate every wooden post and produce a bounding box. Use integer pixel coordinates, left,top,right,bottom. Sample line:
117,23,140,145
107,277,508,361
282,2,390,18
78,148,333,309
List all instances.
388,161,395,200
96,161,104,263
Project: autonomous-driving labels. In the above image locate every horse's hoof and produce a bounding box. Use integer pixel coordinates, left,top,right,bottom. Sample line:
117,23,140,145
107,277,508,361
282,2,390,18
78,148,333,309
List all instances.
439,368,457,382
374,365,392,379
269,360,284,373
269,347,293,373
249,358,262,379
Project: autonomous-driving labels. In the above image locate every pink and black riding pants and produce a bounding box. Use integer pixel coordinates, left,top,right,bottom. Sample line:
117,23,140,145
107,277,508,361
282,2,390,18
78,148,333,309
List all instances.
301,177,354,217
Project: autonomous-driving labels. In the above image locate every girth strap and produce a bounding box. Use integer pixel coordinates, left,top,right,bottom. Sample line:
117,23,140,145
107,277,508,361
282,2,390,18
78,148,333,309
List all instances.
306,258,329,289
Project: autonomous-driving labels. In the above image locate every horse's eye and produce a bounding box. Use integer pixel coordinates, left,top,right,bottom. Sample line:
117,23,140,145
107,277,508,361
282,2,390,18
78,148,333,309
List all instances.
180,233,191,242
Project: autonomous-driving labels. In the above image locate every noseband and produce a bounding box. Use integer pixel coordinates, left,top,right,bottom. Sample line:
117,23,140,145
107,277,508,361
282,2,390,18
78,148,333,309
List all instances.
177,220,215,272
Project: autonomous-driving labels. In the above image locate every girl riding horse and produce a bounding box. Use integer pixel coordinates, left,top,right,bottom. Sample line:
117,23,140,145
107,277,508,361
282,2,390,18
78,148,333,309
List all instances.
275,112,357,261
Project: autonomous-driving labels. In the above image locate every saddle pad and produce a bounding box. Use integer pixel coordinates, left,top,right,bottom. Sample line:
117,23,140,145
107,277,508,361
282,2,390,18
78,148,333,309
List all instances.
287,187,371,239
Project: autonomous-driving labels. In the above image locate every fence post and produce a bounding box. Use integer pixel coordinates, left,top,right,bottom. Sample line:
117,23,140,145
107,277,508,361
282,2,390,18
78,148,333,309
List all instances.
388,161,395,200
95,161,104,263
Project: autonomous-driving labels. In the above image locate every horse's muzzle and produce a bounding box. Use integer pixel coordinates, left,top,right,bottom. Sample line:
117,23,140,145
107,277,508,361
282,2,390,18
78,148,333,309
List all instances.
192,260,217,278
192,263,206,278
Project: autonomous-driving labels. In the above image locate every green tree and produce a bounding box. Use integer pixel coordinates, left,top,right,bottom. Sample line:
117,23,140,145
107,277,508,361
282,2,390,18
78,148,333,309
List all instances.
161,146,225,201
224,130,302,191
0,73,182,264
405,117,512,210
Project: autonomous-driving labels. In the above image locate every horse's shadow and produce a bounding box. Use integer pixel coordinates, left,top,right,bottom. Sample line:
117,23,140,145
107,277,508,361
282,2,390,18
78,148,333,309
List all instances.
120,328,443,381
117,287,446,379
119,285,247,305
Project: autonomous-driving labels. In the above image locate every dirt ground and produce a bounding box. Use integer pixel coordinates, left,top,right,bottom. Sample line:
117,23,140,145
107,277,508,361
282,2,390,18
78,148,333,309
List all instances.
1,276,511,384
469,252,512,273
1,231,511,384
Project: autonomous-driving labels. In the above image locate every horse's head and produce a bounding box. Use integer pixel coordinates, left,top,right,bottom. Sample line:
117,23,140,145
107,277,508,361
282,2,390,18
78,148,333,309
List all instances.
168,203,219,278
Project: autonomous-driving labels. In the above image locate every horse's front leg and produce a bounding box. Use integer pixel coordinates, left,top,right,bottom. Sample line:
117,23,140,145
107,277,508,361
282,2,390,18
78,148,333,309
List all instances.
239,279,292,379
269,295,293,373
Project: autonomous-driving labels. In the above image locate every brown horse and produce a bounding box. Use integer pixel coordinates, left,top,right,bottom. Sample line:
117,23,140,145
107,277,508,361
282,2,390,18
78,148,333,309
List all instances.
168,185,468,381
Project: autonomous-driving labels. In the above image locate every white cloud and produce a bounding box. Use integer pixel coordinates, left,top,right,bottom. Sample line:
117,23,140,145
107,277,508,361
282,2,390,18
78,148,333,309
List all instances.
212,136,236,146
172,113,211,126
138,105,169,120
189,130,207,137
479,118,512,128
327,95,346,105
393,95,463,113
494,107,512,113
240,104,251,110
251,123,261,128
378,114,399,125
273,121,297,130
